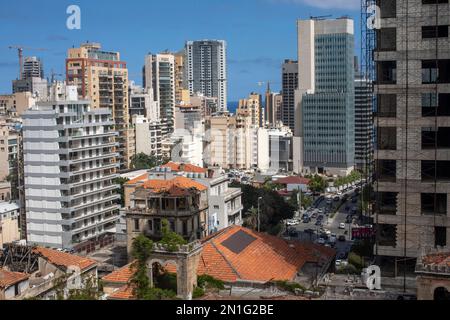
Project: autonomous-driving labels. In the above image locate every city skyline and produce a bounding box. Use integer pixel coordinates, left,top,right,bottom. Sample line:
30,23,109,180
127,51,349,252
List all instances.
0,0,361,101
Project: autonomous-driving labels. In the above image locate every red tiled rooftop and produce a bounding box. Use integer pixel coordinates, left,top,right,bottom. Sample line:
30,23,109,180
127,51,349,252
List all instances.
275,176,311,185
161,162,207,174
108,285,135,300
102,262,136,284
126,173,149,185
162,226,335,283
33,247,97,272
0,268,29,289
142,176,207,193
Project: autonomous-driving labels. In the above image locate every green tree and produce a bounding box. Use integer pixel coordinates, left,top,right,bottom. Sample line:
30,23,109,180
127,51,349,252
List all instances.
131,235,154,299
159,219,187,252
114,177,129,207
308,175,327,193
232,182,295,234
130,153,163,170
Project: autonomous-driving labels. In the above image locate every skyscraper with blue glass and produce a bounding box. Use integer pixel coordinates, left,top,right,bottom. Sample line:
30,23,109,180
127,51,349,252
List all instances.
293,18,355,177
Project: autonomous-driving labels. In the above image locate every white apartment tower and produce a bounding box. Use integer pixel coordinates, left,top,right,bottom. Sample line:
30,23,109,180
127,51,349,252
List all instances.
22,83,120,250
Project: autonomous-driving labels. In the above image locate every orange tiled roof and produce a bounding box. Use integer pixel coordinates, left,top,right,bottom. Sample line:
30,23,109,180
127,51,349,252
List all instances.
143,176,207,193
160,226,335,283
108,284,135,300
161,162,207,174
33,247,97,272
125,173,149,185
0,268,29,289
102,226,335,300
102,262,136,284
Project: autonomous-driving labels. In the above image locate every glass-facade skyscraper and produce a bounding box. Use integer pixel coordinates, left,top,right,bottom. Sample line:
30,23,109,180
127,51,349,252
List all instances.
293,18,355,176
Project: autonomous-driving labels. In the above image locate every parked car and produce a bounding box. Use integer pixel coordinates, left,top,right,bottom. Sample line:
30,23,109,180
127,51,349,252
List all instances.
317,238,326,245
303,217,311,223
329,233,337,243
315,220,323,226
345,215,353,224
338,235,346,242
286,219,298,226
339,222,346,229
333,196,340,201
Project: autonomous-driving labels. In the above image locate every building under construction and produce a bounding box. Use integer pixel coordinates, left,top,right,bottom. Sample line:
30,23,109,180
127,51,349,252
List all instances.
363,0,450,289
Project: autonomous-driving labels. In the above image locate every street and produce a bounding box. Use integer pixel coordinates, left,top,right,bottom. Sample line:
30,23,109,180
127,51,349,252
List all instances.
285,189,364,261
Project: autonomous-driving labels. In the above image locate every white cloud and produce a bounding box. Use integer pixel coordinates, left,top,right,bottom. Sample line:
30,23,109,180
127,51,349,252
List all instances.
272,0,360,10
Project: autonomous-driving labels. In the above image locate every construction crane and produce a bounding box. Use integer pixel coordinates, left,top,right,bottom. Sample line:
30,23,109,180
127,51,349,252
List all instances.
8,45,48,80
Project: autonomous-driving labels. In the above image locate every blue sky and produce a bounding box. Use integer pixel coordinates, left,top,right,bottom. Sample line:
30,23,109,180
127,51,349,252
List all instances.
0,0,361,101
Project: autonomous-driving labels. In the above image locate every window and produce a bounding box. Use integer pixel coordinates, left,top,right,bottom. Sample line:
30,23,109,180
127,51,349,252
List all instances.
148,219,153,231
377,94,397,117
182,220,188,236
421,193,447,215
134,219,139,231
377,0,396,18
377,28,397,51
378,224,397,246
422,93,450,116
377,127,397,150
422,161,450,181
422,127,450,149
377,192,398,215
422,26,449,38
377,160,396,182
435,227,447,247
422,0,448,4
377,61,397,84
422,60,450,83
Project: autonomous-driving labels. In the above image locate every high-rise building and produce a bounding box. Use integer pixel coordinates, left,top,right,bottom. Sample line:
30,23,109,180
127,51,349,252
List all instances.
174,51,186,104
22,57,44,79
129,83,159,122
354,69,373,172
185,40,227,111
66,43,133,171
12,56,48,101
265,83,283,127
373,0,450,277
132,115,162,159
293,18,355,177
22,83,120,250
281,60,298,132
143,53,176,135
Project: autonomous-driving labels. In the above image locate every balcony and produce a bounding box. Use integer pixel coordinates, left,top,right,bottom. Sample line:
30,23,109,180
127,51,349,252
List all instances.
70,194,121,212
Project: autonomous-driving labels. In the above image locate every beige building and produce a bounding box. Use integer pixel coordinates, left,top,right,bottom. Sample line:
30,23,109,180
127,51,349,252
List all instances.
66,43,133,171
174,52,185,104
238,92,263,127
0,202,20,248
0,119,20,183
0,92,35,116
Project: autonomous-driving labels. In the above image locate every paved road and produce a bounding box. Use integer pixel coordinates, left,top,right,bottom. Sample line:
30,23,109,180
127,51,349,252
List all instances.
287,191,363,260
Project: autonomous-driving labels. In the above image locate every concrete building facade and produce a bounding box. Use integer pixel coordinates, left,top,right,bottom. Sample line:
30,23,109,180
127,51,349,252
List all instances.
373,0,450,276
185,40,227,111
22,84,120,250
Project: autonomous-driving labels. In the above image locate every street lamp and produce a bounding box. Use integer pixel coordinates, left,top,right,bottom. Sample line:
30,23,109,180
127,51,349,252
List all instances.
257,197,262,232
